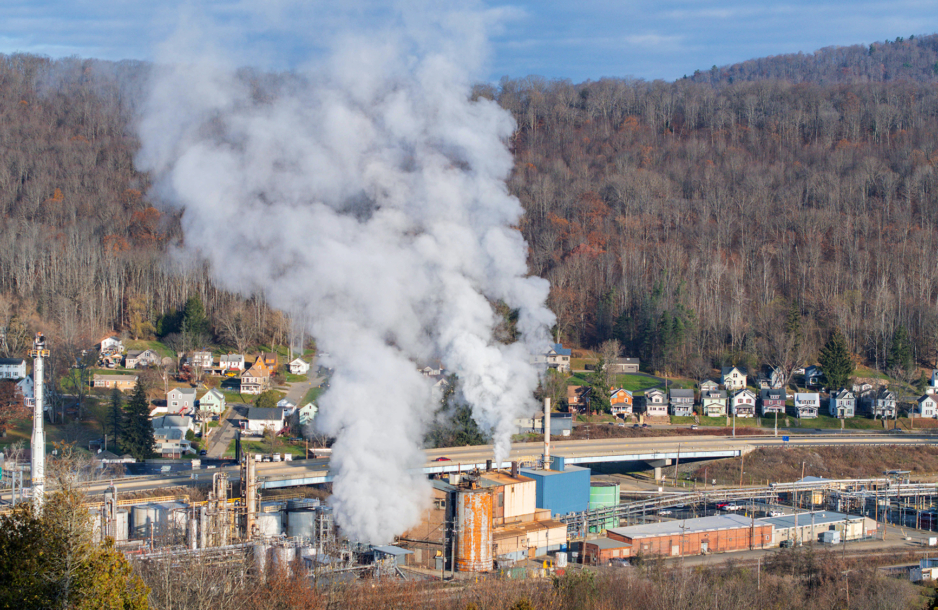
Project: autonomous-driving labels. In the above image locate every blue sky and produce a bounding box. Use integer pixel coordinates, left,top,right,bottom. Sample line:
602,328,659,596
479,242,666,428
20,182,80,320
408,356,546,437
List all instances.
0,1,934,82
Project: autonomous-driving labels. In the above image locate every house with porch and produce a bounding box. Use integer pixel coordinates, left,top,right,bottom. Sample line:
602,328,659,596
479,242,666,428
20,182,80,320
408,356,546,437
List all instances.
804,365,824,387
792,393,821,419
760,388,786,416
721,366,747,391
125,349,161,369
700,379,719,393
190,351,214,369
643,389,669,417
245,407,285,434
609,388,633,417
98,335,123,354
669,389,695,417
289,358,310,375
862,387,897,419
240,357,271,395
828,389,856,418
220,354,245,371
731,389,757,418
755,367,784,390
700,389,727,417
567,385,589,413
916,394,938,419
544,344,572,373
198,388,226,415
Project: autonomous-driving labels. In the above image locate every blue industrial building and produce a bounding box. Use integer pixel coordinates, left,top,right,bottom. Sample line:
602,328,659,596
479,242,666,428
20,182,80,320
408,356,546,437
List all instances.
520,459,590,517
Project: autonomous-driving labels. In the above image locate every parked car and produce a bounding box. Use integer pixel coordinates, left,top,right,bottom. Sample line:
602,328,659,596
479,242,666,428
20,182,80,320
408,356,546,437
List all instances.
768,510,784,517
657,509,672,515
433,457,451,462
199,449,207,456
690,425,699,430
780,539,795,548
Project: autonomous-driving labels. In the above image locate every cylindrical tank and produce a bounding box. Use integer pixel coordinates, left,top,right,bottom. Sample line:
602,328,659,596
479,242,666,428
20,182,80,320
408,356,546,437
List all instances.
114,509,129,542
256,512,282,537
253,542,268,573
456,488,494,572
132,504,160,538
588,483,621,533
287,510,316,539
274,544,296,566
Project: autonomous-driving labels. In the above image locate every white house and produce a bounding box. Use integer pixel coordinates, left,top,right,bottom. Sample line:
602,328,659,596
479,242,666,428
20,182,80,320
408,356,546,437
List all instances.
198,388,226,415
532,344,572,373
245,407,285,434
731,389,757,418
0,358,27,380
277,398,297,417
917,394,938,419
220,354,245,371
792,393,821,419
289,358,310,375
828,389,856,418
297,403,318,426
804,365,824,387
99,336,123,354
166,387,197,414
721,366,747,391
191,351,214,369
643,388,669,417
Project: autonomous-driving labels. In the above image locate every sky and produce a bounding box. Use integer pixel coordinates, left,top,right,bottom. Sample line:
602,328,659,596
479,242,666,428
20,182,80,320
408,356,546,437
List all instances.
0,0,935,83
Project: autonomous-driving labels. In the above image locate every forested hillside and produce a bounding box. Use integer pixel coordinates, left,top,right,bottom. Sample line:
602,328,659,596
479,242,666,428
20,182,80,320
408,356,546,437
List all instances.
3,36,938,379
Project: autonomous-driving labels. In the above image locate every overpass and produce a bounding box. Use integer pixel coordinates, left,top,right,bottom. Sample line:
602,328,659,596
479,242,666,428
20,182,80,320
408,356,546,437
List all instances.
58,431,938,498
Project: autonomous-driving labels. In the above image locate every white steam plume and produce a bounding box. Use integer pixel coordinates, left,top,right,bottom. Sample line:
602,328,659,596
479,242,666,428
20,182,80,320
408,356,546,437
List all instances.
136,3,554,544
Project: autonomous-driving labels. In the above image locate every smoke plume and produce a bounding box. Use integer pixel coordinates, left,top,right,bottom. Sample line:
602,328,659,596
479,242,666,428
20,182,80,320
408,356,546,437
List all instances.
136,3,554,543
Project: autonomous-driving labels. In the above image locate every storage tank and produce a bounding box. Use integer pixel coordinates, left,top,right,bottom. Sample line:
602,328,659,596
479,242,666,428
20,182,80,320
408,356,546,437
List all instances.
287,498,320,511
588,482,620,533
286,510,316,539
253,542,269,572
114,509,130,542
274,544,296,566
131,504,160,538
256,512,282,537
456,488,494,572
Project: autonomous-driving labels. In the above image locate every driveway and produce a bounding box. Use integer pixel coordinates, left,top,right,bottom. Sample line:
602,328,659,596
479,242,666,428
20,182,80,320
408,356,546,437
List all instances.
282,373,323,405
204,405,245,458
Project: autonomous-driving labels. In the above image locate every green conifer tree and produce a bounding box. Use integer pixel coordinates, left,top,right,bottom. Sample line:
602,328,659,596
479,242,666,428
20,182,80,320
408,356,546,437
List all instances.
818,328,854,390
105,388,123,450
122,382,154,460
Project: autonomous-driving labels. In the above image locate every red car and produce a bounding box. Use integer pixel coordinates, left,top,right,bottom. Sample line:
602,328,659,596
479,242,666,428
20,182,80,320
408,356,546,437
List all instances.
433,457,451,462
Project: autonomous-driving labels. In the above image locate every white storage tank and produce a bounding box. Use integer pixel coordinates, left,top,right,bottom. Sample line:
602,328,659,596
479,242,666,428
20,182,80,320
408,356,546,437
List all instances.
256,512,283,537
274,544,296,566
254,542,269,572
556,552,568,568
132,504,160,538
115,509,130,542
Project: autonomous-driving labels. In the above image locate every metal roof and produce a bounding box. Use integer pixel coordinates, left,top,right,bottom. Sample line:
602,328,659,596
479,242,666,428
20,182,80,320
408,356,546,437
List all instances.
758,511,860,529
608,514,756,539
247,407,285,421
372,545,413,556
585,537,632,550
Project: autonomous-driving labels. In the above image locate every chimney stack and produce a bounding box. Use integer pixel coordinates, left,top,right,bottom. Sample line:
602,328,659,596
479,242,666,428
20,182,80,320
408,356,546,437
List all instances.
543,397,551,468
511,461,518,478
485,459,492,472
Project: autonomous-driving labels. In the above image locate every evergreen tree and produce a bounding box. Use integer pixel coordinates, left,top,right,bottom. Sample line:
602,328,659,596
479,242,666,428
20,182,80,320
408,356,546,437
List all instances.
122,383,154,460
818,328,854,390
105,388,123,450
182,296,210,337
587,358,612,413
887,324,914,373
785,301,803,349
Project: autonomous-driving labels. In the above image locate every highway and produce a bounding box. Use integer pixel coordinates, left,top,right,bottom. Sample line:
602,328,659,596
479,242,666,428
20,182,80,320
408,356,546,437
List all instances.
46,431,938,500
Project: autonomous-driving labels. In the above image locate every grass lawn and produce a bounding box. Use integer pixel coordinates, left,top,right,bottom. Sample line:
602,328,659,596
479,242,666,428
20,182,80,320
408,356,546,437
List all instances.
571,357,598,371
0,397,106,454
125,340,173,358
301,386,321,405
854,365,890,380
284,373,308,383
224,438,307,458
614,374,662,393
783,414,885,430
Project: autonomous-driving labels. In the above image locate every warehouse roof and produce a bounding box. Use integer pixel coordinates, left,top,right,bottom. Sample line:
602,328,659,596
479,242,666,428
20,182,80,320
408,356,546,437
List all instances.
758,511,860,530
608,514,756,540
585,537,632,550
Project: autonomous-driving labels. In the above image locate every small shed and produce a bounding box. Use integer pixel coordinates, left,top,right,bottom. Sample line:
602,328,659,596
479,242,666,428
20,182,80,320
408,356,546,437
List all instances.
372,545,413,566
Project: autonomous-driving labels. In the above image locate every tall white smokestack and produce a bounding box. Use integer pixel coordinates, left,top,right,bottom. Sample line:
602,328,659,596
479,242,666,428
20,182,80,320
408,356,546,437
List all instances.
543,397,551,468
30,332,48,512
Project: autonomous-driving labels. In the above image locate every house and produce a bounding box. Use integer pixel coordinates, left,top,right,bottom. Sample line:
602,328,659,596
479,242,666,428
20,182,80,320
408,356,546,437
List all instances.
198,388,226,415
929,370,938,395
240,357,271,395
166,387,197,414
700,389,727,417
760,388,786,416
277,398,297,417
289,358,310,375
852,382,873,396
792,393,821,419
731,389,757,418
417,361,443,376
755,367,784,390
220,354,245,372
862,387,897,419
545,344,572,373
152,415,195,457
567,385,589,413
297,403,318,426
804,365,824,387
699,380,719,393
92,374,138,391
14,375,51,409
245,407,285,434
125,349,161,369
260,352,279,370
609,388,633,417
607,358,640,374
828,389,856,418
0,358,26,380
98,335,123,354
190,351,214,369
669,389,695,417
916,394,938,419
643,388,669,417
721,366,747,391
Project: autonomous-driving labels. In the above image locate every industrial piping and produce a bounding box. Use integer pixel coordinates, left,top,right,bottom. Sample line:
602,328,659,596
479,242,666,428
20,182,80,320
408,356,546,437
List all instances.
543,397,551,468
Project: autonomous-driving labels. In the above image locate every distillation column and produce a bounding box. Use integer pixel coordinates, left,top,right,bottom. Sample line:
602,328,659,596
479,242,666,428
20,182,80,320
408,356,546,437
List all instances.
29,332,49,512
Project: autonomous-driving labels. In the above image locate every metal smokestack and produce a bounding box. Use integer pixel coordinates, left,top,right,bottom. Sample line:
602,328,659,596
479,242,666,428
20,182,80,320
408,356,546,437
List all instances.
543,397,551,468
29,332,49,512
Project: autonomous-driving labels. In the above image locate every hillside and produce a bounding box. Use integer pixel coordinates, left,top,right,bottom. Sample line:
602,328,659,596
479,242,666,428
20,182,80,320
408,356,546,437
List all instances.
687,33,938,86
